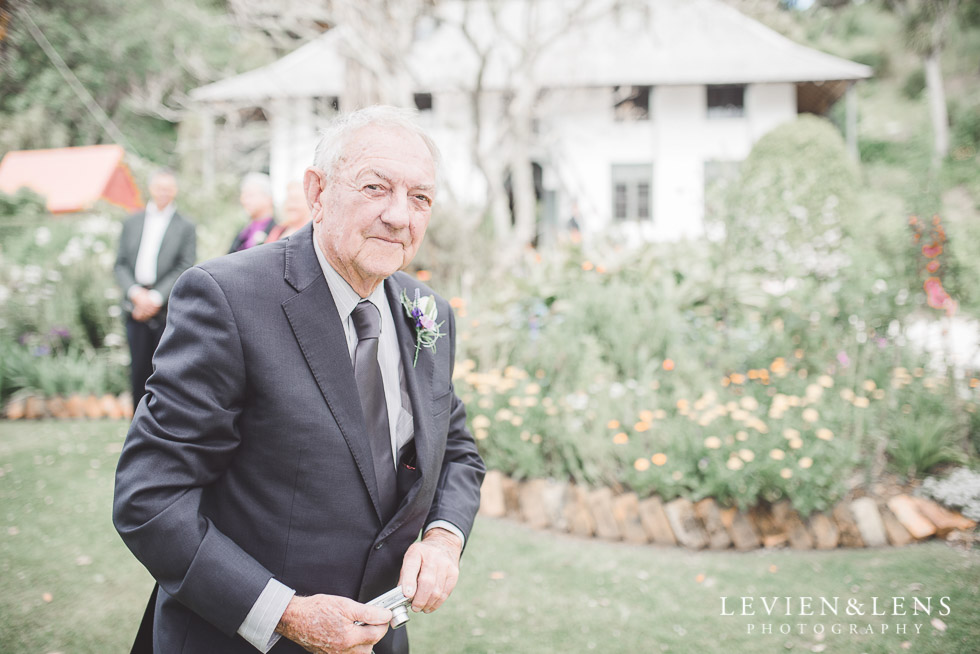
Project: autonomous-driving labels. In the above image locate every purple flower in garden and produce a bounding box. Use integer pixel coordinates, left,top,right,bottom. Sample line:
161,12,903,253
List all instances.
33,345,50,357
837,351,850,367
877,337,888,349
50,327,71,339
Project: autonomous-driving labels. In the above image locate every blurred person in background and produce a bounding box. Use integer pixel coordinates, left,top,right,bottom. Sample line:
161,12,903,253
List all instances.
230,172,277,252
113,168,197,404
267,181,312,243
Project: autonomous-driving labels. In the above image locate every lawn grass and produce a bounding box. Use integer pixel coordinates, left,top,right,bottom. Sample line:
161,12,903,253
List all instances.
1,420,977,653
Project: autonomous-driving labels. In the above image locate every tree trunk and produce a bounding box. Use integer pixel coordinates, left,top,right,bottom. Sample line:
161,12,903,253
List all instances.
923,47,949,165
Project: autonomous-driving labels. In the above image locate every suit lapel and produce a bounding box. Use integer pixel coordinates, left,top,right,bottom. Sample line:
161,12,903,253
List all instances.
281,225,386,523
383,276,437,527
154,213,180,280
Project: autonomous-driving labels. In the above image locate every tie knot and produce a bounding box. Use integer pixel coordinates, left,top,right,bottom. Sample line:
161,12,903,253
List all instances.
351,301,381,341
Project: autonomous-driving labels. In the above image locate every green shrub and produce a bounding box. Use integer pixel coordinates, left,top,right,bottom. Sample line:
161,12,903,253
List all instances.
901,67,926,99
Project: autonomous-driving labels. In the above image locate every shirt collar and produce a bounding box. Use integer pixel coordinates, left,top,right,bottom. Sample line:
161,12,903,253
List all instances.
146,201,176,221
312,232,387,322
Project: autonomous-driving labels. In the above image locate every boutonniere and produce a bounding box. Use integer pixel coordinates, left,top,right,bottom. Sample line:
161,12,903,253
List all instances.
400,288,445,366
253,231,267,245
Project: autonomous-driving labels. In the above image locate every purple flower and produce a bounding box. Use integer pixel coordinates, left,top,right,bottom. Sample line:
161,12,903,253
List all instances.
837,351,850,367
420,316,435,331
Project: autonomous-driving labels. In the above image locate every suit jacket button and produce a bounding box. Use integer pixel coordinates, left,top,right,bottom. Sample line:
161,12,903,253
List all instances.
375,541,385,550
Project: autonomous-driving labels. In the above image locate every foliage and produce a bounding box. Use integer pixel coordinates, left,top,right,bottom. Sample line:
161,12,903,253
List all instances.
920,467,980,521
713,115,859,280
0,0,273,164
0,213,128,400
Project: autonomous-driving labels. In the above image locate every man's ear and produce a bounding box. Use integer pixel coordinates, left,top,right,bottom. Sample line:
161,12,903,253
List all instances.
303,168,326,220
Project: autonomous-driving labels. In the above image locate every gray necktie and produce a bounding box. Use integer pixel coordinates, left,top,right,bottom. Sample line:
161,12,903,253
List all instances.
351,301,398,522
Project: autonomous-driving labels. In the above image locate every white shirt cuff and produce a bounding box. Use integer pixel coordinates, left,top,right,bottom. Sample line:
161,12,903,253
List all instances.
237,578,295,653
127,284,143,301
424,520,465,549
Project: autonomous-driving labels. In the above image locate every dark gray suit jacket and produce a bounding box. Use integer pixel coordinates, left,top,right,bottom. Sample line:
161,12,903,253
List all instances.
113,209,197,325
112,223,485,653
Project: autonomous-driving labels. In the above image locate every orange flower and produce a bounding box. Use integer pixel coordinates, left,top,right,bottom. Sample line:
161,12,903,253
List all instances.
651,453,668,466
416,269,432,281
613,432,629,445
926,260,940,273
634,458,650,471
607,419,620,429
730,373,745,384
582,261,594,271
662,359,675,371
634,421,651,432
449,297,466,309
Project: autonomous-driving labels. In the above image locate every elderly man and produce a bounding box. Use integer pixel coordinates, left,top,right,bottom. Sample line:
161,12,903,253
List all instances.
113,169,196,403
230,172,277,252
113,106,484,654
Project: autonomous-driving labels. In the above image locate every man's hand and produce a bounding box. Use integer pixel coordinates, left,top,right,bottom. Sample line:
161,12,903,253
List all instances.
130,288,162,322
398,527,463,614
275,594,391,654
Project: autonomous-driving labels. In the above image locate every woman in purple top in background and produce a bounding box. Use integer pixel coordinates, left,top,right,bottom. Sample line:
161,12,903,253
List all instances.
229,172,277,253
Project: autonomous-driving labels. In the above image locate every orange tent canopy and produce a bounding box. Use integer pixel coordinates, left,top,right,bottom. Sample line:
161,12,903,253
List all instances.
0,144,142,213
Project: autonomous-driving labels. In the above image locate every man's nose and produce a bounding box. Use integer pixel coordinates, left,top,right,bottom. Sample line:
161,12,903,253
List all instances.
380,192,411,229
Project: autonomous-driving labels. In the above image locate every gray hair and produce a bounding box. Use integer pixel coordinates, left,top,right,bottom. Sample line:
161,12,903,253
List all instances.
240,171,273,197
312,105,441,178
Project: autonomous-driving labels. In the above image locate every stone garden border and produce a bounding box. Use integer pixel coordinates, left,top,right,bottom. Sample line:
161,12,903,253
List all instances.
4,392,134,421
478,471,978,551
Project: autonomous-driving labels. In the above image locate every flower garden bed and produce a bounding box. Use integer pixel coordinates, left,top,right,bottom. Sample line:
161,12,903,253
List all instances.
3,391,133,421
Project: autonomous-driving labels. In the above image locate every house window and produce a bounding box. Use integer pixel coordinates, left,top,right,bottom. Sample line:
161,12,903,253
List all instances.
314,96,340,117
414,93,433,112
613,86,651,121
707,85,745,118
611,164,653,221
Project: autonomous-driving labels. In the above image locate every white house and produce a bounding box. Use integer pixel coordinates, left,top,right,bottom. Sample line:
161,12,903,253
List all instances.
189,0,872,242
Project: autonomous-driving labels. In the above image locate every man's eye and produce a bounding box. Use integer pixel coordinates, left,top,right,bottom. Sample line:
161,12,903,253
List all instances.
365,184,383,191
415,195,432,206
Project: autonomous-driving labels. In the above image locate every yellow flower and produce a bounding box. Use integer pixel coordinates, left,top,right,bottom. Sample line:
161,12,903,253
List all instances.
676,399,689,412
783,428,801,441
704,436,722,449
739,449,755,462
508,396,522,408
510,416,523,427
472,415,491,429
634,458,651,471
525,383,541,395
853,397,870,408
634,421,651,432
770,448,786,461
475,429,489,440
840,388,855,401
523,396,539,407
818,375,834,388
478,398,493,409
802,408,819,423
639,410,655,423
730,373,746,384
545,406,559,416
872,389,886,400
671,470,683,481
749,419,770,434
495,408,513,422
613,432,629,445
654,409,667,420
780,468,793,479
531,434,542,444
789,438,803,450
863,379,877,392
607,419,621,429
520,431,531,441
816,428,834,441
736,430,749,442
726,457,744,471
799,457,813,469
651,453,668,466
740,396,759,411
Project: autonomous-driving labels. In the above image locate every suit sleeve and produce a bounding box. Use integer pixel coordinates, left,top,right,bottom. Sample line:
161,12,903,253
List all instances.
112,265,275,637
153,220,197,306
424,304,486,543
114,217,138,294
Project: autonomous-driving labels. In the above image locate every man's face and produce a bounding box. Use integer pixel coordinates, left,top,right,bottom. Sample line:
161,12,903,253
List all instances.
148,174,177,209
307,125,436,293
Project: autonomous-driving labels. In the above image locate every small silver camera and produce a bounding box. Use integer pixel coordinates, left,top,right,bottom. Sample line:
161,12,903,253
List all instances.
363,586,413,629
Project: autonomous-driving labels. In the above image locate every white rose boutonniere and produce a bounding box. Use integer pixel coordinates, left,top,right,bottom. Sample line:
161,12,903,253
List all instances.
400,288,445,366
